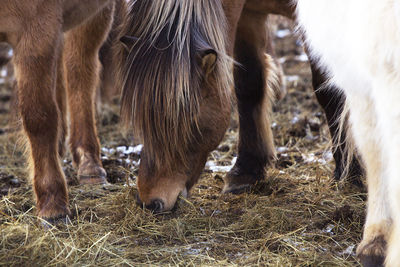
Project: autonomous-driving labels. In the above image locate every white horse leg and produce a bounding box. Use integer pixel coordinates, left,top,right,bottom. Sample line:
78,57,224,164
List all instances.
345,90,390,266
371,77,400,267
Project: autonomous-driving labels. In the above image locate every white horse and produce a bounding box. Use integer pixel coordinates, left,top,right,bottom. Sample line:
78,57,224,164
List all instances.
295,0,400,266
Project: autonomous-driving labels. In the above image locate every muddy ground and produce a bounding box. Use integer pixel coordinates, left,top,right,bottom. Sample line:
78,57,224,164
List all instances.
0,17,365,266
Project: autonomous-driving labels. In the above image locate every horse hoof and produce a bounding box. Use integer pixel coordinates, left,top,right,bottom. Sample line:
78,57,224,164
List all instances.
222,171,262,194
357,236,386,267
40,214,71,229
359,255,385,267
78,166,108,185
221,183,252,194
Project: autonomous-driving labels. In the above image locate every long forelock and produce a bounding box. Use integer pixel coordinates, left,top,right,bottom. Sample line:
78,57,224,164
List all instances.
120,0,232,172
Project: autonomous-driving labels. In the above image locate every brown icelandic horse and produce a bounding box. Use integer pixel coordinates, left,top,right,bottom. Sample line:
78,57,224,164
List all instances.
0,0,126,222
0,0,231,222
119,0,362,212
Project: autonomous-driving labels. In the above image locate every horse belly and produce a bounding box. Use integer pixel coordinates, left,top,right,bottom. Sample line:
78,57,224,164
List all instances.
295,0,400,94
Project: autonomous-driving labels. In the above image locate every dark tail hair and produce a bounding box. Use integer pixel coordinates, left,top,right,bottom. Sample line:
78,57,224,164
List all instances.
118,0,232,171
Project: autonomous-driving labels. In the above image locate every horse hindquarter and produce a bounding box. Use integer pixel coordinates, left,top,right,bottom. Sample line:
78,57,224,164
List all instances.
296,0,400,266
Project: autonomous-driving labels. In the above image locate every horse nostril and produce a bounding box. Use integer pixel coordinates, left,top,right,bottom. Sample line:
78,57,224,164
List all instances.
145,199,164,213
136,195,165,213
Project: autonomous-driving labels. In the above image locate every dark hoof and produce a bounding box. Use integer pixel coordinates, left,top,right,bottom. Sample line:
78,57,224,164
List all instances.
222,183,252,194
357,236,386,267
359,254,385,267
222,170,264,194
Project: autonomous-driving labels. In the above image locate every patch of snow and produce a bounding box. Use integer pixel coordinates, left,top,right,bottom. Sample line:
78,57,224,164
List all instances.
123,179,136,187
295,54,309,62
101,147,116,154
275,29,291,38
303,153,316,163
208,165,232,172
322,151,333,162
342,244,355,256
131,160,140,167
323,224,335,234
231,157,237,165
115,144,143,155
291,116,300,124
283,237,309,252
286,75,300,83
205,161,216,168
205,157,237,173
133,144,143,154
277,146,288,153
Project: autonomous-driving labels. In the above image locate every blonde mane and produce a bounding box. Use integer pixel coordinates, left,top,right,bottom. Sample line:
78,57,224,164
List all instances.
119,0,232,172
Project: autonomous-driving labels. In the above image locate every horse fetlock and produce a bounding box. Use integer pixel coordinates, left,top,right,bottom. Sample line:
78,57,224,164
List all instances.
357,235,387,267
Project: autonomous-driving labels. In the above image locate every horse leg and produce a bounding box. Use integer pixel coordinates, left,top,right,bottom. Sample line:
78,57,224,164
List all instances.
309,61,364,186
221,0,246,56
63,4,113,184
344,91,389,266
99,0,127,102
223,9,276,193
370,78,400,267
12,22,69,219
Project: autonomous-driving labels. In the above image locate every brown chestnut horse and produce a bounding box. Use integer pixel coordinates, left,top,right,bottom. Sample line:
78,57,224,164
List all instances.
0,0,233,221
120,0,362,212
0,0,123,222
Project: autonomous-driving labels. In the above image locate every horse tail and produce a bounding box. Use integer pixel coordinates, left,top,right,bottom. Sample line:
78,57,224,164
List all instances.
118,0,231,171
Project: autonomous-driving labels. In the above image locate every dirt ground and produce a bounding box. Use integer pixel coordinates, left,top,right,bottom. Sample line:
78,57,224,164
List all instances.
0,17,365,266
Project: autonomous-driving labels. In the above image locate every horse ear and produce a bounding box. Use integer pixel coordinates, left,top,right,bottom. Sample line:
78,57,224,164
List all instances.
120,35,139,52
200,49,217,76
